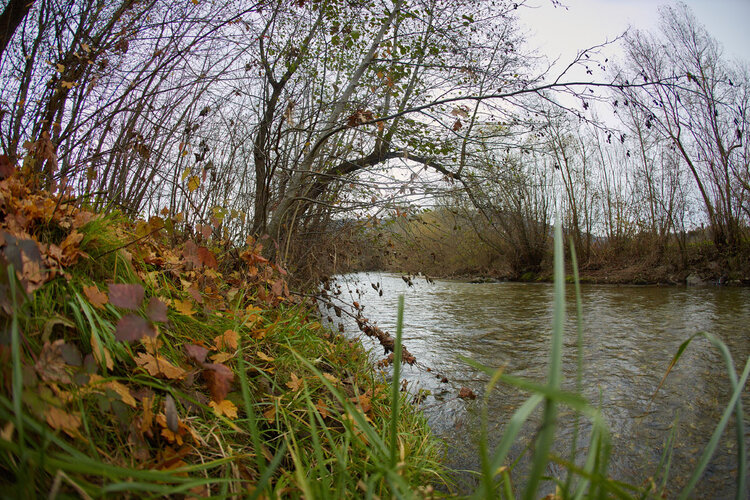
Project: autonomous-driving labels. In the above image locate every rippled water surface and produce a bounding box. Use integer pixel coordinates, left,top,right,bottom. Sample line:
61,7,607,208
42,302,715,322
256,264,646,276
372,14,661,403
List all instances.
330,273,750,497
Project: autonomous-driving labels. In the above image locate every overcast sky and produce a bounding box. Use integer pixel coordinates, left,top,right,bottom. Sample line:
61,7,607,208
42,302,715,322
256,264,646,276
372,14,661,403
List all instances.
515,0,750,72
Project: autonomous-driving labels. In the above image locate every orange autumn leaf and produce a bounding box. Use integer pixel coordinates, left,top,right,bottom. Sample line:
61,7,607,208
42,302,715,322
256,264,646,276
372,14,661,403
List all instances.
45,406,82,438
316,398,330,419
209,399,238,419
134,352,185,379
214,329,238,351
83,284,108,309
263,405,276,423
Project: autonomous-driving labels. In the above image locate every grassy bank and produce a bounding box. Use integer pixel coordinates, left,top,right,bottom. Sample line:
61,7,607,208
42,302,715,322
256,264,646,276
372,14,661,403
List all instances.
0,173,444,497
342,210,750,286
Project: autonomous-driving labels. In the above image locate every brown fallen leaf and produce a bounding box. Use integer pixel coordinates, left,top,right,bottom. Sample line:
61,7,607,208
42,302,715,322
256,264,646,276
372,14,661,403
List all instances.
197,246,217,269
45,406,82,438
109,283,144,310
35,339,72,384
134,352,185,379
83,284,108,309
316,398,330,419
202,363,233,402
286,372,303,392
263,405,276,424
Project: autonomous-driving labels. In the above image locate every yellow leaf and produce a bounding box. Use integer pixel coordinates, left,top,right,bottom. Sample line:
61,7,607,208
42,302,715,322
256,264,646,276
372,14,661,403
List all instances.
209,399,238,419
61,81,76,89
214,329,238,351
88,375,137,407
172,299,195,316
209,352,233,363
322,373,340,385
181,166,191,180
187,175,200,192
55,63,65,73
256,351,274,363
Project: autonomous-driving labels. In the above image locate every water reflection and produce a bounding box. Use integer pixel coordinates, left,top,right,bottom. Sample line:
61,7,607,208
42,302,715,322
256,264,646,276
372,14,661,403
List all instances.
329,273,750,497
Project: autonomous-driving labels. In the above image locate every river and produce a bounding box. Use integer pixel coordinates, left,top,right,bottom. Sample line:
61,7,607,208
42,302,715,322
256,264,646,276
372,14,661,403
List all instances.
328,272,750,498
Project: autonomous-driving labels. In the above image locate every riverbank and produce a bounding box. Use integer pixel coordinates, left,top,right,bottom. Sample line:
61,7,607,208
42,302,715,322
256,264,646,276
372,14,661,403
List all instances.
0,173,445,497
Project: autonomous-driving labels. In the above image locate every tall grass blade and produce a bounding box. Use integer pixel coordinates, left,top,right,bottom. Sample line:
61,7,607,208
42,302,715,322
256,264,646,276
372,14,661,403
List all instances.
522,214,565,500
389,295,405,468
237,343,267,476
677,355,750,499
566,240,585,496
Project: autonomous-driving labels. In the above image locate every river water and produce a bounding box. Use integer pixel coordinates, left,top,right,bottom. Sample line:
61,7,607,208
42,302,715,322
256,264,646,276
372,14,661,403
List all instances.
328,272,750,498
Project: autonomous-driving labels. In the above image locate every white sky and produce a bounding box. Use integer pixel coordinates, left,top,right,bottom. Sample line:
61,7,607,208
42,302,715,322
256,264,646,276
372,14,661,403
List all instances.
516,0,750,72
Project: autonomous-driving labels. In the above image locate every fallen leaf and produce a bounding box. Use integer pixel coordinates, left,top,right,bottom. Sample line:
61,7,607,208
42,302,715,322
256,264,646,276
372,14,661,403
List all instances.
45,406,81,438
263,405,276,423
286,372,303,392
184,344,208,364
35,339,71,384
87,375,137,407
349,392,372,413
83,284,108,309
322,373,340,385
172,299,195,316
108,283,144,310
141,335,163,353
146,297,168,322
115,314,156,342
316,398,329,419
135,352,185,379
209,352,233,363
209,399,238,419
256,351,274,363
202,363,233,402
214,329,238,351
90,334,113,371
